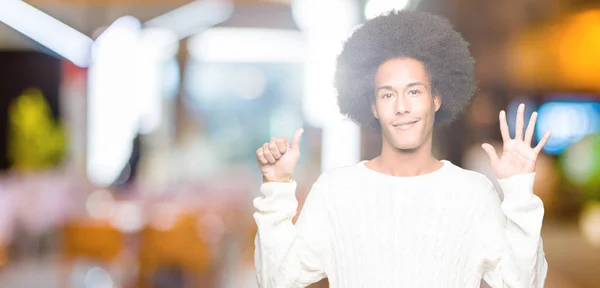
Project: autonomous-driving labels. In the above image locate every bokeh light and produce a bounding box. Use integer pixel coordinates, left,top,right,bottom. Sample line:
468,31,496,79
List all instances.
561,133,600,197
536,101,600,155
86,189,116,220
364,0,411,20
580,202,600,248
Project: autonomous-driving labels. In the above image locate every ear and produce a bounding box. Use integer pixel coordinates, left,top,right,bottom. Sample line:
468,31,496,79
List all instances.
433,95,442,112
371,103,379,119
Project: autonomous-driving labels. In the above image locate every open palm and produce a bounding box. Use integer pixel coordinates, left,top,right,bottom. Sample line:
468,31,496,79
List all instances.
482,104,552,179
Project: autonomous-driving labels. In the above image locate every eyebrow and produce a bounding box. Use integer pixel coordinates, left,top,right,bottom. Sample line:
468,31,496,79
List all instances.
376,82,426,92
406,82,426,88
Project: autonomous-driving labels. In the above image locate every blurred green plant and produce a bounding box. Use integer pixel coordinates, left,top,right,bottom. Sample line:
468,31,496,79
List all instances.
7,88,66,171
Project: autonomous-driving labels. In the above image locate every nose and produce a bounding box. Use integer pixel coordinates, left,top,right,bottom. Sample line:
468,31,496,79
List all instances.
394,95,410,115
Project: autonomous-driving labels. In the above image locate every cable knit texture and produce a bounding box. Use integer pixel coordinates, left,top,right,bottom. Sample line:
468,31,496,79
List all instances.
253,160,547,288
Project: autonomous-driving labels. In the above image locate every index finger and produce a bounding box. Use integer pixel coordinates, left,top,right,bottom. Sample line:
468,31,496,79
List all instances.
276,138,288,154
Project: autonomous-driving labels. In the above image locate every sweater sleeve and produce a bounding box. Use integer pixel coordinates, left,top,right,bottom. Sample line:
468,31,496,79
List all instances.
253,176,330,288
478,173,548,288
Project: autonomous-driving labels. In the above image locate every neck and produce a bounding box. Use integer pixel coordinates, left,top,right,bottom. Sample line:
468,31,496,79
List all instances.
372,138,441,177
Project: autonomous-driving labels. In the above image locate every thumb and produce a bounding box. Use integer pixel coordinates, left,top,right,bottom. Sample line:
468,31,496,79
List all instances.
291,128,304,150
481,143,499,167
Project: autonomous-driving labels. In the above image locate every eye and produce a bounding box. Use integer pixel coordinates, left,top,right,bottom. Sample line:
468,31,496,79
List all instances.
382,93,394,99
408,89,421,96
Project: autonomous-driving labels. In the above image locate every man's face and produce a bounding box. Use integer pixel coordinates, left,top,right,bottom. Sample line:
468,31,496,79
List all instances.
372,58,441,152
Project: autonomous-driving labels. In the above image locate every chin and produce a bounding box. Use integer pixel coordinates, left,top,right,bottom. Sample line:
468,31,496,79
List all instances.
393,142,420,152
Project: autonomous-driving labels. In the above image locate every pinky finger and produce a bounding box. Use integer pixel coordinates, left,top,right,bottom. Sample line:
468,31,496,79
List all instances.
534,130,552,154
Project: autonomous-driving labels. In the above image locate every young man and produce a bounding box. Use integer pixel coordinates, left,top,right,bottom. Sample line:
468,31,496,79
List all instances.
253,11,551,288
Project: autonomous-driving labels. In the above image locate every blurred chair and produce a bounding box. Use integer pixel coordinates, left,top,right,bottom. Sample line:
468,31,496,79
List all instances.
59,220,125,287
137,210,213,288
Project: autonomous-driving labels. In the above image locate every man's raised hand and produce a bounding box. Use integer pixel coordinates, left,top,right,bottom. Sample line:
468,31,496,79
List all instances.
482,103,551,179
256,128,304,183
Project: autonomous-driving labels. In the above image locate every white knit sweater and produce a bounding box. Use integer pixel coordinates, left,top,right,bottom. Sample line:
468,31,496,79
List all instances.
253,160,547,288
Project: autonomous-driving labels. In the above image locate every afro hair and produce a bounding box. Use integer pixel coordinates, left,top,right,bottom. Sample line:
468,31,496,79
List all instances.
335,11,477,130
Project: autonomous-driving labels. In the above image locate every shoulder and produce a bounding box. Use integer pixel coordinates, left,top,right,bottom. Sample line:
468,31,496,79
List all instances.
309,162,365,195
443,164,505,224
320,162,363,179
444,162,496,196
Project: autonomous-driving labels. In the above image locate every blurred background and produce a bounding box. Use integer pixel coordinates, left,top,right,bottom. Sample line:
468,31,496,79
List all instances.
0,0,600,287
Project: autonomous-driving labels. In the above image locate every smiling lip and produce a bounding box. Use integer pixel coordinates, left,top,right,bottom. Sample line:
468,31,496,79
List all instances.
392,120,419,130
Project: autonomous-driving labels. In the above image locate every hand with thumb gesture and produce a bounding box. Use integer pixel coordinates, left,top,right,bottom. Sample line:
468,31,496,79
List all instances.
256,128,304,183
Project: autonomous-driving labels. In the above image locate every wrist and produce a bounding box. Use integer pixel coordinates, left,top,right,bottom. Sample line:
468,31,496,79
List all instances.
263,174,293,183
498,173,536,199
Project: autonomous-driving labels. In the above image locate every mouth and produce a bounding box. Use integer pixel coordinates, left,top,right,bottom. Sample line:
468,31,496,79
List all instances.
392,120,419,130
